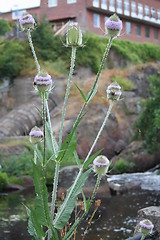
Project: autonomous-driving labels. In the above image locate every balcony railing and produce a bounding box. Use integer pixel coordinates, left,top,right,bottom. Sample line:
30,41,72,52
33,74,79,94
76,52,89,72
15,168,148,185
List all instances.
86,0,160,26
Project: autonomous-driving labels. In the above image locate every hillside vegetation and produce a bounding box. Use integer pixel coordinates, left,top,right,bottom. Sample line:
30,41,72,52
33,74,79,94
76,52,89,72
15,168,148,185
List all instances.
0,19,160,80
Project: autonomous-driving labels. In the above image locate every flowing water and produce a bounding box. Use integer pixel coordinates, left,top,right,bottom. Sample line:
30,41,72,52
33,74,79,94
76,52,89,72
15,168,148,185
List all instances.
0,172,160,240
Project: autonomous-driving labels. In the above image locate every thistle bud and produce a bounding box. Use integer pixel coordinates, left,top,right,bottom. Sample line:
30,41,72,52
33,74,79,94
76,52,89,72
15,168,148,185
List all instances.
19,13,35,31
66,22,82,47
106,82,122,101
105,14,122,38
139,219,154,236
93,155,110,176
34,70,52,92
29,126,43,145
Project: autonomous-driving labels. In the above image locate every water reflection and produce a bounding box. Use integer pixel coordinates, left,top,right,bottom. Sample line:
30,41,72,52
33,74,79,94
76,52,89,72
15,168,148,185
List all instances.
0,189,160,240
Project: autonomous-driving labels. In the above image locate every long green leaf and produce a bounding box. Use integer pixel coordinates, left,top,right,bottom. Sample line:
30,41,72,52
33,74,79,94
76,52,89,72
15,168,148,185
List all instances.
74,83,87,103
33,163,50,226
25,205,45,239
82,149,103,170
87,83,98,103
53,168,91,229
62,219,79,240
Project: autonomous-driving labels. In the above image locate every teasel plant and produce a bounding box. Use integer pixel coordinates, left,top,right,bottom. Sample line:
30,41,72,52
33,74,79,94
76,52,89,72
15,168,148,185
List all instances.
19,12,123,240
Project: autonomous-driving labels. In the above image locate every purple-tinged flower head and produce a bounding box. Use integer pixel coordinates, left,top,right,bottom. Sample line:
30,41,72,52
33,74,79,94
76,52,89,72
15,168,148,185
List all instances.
105,13,122,38
139,219,154,236
19,13,35,31
93,155,110,176
34,70,53,92
29,126,43,144
106,82,122,101
66,22,83,47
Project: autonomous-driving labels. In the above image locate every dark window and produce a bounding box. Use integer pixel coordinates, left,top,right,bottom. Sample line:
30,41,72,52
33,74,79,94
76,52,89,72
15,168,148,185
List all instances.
145,26,150,38
136,24,141,36
154,29,158,40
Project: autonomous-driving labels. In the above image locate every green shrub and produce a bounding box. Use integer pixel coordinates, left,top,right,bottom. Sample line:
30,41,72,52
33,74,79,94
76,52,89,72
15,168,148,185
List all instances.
1,152,32,177
0,172,8,190
112,75,135,91
113,158,135,173
134,74,160,153
0,19,11,36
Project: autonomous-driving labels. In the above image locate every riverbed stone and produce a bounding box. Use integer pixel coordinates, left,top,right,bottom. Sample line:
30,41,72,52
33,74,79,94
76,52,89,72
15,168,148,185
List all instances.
57,166,111,199
134,206,160,236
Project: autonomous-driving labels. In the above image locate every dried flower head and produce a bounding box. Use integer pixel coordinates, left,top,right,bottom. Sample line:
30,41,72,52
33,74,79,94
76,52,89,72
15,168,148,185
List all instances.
139,219,154,236
105,13,122,38
29,126,43,145
66,22,83,47
19,13,35,31
34,70,52,92
93,155,110,176
95,199,101,208
106,82,122,101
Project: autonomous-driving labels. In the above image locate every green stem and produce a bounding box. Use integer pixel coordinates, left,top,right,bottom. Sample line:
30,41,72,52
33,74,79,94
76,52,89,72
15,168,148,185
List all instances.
34,146,37,164
59,46,77,149
27,29,40,74
46,100,59,158
42,93,46,166
85,100,114,162
89,174,101,207
74,37,113,126
140,236,145,240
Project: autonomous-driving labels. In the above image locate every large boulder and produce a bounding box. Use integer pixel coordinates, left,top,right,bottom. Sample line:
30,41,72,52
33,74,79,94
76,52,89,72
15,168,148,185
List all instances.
134,206,160,236
111,141,160,172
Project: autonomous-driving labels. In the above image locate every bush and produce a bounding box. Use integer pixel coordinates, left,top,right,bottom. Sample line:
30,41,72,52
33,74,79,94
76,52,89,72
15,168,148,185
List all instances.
112,75,135,91
113,158,135,173
1,152,33,177
0,40,26,79
0,19,11,36
0,172,8,190
134,74,160,153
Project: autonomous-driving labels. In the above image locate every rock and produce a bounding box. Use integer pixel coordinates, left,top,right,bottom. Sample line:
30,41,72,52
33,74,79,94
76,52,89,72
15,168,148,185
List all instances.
111,141,160,172
5,184,24,192
0,95,56,137
114,139,126,154
57,166,111,199
134,206,160,236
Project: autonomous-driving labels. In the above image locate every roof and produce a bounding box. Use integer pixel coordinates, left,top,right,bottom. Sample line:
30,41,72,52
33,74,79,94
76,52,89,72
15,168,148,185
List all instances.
0,0,40,13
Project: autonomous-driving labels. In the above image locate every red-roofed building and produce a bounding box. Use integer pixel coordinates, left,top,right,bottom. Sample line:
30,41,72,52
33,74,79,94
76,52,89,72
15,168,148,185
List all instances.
1,0,160,44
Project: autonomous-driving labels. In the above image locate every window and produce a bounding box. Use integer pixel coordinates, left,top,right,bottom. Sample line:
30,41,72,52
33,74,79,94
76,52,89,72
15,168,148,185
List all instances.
136,24,141,36
93,13,100,28
109,0,115,11
12,10,26,20
157,10,160,20
145,26,150,38
131,1,136,16
126,22,132,34
93,0,99,7
48,0,57,7
145,5,149,17
151,7,155,18
138,3,143,17
67,0,76,3
124,0,130,15
117,0,122,13
154,29,158,40
101,0,107,10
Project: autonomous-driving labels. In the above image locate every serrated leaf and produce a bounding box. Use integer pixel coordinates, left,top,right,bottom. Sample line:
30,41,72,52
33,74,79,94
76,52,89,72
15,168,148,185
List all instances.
73,150,81,168
50,226,59,240
82,192,90,212
46,122,59,160
74,83,87,103
53,168,91,229
87,83,98,103
25,205,45,239
34,145,43,164
82,149,103,170
33,163,50,226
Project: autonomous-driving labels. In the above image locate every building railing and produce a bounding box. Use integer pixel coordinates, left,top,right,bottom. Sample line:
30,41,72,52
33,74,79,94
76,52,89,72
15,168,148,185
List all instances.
86,0,160,25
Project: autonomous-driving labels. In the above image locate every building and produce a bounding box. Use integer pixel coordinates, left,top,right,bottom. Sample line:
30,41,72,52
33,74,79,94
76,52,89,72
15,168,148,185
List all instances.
1,0,160,44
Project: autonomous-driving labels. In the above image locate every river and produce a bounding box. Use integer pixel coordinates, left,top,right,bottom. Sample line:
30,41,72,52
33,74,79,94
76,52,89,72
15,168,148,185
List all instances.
0,171,160,240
